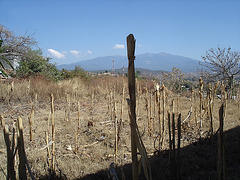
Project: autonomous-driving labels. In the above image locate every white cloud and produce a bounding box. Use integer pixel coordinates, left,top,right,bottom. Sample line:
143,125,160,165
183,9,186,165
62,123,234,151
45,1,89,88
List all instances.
113,44,125,49
47,49,65,59
70,50,81,57
87,50,92,54
137,43,143,48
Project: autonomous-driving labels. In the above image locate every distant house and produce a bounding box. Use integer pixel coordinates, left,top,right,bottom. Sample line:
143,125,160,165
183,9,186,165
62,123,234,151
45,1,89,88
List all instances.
1,52,21,70
0,52,21,78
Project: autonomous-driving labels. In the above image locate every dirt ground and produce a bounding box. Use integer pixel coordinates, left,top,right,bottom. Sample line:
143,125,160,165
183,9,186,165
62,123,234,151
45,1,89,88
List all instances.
0,80,239,179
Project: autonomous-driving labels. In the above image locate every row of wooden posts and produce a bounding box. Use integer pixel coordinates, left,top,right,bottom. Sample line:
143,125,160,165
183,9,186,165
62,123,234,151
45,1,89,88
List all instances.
1,75,228,180
126,34,226,180
0,34,229,180
0,94,55,180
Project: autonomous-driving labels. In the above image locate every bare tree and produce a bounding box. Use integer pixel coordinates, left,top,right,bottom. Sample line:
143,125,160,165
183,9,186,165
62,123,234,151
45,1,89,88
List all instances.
162,67,184,93
201,47,240,89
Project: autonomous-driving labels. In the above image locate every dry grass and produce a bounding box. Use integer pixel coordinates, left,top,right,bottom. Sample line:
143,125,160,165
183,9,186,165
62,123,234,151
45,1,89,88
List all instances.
0,76,239,179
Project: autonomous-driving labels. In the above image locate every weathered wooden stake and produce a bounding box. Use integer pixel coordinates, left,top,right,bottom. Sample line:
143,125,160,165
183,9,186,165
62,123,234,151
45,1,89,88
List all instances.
127,34,138,180
45,131,51,169
17,116,27,180
51,94,55,172
199,78,203,130
156,84,161,151
149,90,152,136
172,113,176,179
3,118,16,180
162,84,166,146
77,101,81,129
177,113,181,180
218,104,226,180
29,101,34,141
114,100,118,164
74,128,78,154
168,112,172,161
208,83,213,138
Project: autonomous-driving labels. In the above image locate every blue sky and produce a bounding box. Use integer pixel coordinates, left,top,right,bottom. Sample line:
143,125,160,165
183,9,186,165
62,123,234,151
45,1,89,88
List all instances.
1,0,240,65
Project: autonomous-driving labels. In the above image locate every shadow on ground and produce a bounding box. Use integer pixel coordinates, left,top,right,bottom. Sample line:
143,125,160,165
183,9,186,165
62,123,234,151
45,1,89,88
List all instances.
39,126,240,180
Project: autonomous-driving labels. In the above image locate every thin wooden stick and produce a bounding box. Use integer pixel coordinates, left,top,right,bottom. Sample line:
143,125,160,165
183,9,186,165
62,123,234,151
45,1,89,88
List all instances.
114,100,118,164
156,84,161,151
45,131,51,169
162,84,166,146
17,116,27,179
29,101,34,141
3,124,16,180
218,104,226,180
149,89,152,136
172,113,176,179
208,83,213,138
77,101,81,130
177,113,181,180
51,94,55,172
145,86,150,136
74,128,78,154
199,78,203,128
0,114,5,127
168,112,172,162
65,94,70,122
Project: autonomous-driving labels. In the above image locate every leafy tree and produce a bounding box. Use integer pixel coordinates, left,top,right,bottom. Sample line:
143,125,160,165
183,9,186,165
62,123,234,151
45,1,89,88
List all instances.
16,49,61,81
0,24,38,76
0,39,14,76
0,25,61,80
201,47,240,89
72,66,87,78
60,66,87,79
136,70,141,75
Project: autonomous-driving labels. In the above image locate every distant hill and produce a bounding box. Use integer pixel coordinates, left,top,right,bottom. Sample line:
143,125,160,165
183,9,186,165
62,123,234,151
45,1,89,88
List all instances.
57,52,201,72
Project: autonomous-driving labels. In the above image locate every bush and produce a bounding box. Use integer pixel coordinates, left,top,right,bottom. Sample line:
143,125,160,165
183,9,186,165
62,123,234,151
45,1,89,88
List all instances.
16,49,61,81
60,66,87,80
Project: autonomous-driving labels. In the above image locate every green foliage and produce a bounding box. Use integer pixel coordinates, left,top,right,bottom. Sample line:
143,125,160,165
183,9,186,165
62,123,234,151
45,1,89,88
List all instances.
16,49,61,81
0,25,38,77
0,39,14,76
60,66,87,79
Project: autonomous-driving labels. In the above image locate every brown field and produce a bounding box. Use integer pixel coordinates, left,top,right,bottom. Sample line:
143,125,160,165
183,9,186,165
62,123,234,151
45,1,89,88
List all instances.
0,76,239,179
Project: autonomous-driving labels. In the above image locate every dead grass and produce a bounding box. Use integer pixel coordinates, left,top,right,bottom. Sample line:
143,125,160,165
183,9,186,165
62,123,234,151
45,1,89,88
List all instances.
0,76,239,179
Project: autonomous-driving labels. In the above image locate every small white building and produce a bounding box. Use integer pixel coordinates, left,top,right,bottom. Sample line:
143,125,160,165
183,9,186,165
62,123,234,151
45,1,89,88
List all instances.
2,53,21,70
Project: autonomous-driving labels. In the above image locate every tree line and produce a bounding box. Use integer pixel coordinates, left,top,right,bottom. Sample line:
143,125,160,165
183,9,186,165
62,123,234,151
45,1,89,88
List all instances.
0,25,87,81
0,24,239,88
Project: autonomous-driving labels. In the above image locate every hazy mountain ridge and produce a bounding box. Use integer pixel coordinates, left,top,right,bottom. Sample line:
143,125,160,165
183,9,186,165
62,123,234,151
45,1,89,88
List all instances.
57,53,201,72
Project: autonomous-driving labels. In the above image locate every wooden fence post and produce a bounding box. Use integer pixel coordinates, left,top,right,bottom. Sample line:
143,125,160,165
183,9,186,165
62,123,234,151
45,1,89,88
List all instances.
2,115,16,180
127,34,152,180
51,94,55,173
177,113,181,180
127,34,138,180
17,116,27,180
156,84,161,151
199,77,203,131
29,101,34,141
218,104,226,180
162,84,166,145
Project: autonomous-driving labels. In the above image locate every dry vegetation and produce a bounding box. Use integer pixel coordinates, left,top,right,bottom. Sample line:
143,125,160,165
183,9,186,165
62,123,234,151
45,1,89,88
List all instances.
0,76,239,179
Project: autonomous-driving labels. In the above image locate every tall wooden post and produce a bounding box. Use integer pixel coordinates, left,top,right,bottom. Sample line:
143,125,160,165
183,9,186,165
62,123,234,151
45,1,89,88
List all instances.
17,117,27,180
218,104,226,180
51,94,55,172
127,34,138,180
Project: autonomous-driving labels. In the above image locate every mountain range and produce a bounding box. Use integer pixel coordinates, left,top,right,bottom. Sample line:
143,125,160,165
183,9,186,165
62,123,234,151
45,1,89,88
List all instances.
57,52,202,72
